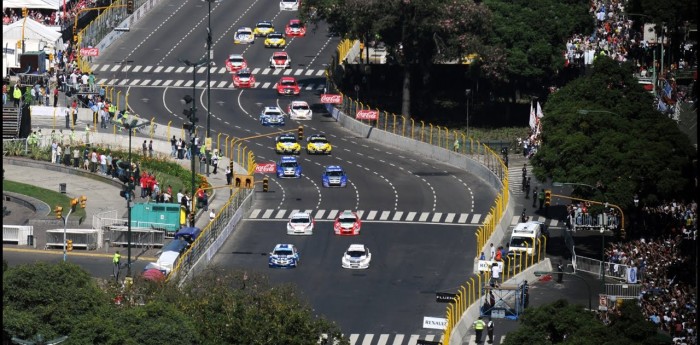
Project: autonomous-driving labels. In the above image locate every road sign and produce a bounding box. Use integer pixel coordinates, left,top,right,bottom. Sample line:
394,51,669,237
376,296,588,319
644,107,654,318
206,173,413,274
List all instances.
355,109,378,120
435,292,456,303
81,47,99,57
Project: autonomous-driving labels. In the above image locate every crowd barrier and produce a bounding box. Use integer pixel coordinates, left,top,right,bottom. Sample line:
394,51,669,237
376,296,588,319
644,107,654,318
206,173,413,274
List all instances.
3,225,34,246
108,225,165,248
45,229,98,250
574,255,629,281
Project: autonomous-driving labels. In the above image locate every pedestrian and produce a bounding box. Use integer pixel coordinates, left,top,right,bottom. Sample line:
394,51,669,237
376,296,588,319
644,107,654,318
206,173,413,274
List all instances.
538,188,545,210
211,151,219,174
170,136,177,157
225,164,232,185
142,140,147,156
489,243,495,261
72,147,80,168
486,318,494,344
148,140,154,157
112,251,121,280
490,262,501,287
532,188,538,208
525,177,531,197
12,84,21,106
53,87,59,107
453,138,460,152
522,163,527,179
557,260,564,283
209,208,215,221
56,143,62,164
472,316,486,343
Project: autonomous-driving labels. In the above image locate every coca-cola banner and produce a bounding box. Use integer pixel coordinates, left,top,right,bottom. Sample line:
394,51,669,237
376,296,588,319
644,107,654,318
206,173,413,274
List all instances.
355,109,379,120
320,94,343,104
254,162,276,174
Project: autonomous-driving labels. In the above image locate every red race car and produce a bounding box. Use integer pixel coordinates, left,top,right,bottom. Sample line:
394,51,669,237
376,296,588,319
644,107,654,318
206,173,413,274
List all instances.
225,54,247,72
285,19,306,37
233,68,255,88
276,76,300,96
334,211,361,235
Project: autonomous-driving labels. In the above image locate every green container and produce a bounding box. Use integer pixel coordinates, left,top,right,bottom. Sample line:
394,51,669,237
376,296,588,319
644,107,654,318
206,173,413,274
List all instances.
130,202,184,236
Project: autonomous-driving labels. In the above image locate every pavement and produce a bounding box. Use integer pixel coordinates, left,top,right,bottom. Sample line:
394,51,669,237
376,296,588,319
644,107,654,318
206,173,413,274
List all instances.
2,100,244,262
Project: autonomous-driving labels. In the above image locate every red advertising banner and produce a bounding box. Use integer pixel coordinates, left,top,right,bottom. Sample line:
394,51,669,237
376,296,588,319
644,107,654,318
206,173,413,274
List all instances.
320,94,342,104
81,47,99,57
254,162,276,174
356,109,379,120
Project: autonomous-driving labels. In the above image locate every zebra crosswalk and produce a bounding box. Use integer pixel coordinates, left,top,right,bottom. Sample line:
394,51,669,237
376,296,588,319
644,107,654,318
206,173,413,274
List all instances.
93,77,326,90
322,333,506,345
247,208,560,227
91,63,326,77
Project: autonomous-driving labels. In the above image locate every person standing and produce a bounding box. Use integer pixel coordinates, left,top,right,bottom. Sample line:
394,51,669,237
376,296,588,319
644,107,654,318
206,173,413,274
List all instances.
453,138,460,152
538,188,545,210
55,143,62,164
490,262,501,287
486,318,494,344
557,260,564,283
532,188,538,208
489,243,496,261
211,150,219,174
524,177,531,198
170,136,177,157
472,316,486,344
148,140,154,157
142,140,147,156
112,251,121,281
12,84,21,106
209,208,215,221
225,164,232,185
53,87,59,107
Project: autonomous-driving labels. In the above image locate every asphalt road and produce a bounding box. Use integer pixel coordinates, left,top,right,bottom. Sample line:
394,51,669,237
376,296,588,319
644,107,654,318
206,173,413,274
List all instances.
83,0,500,341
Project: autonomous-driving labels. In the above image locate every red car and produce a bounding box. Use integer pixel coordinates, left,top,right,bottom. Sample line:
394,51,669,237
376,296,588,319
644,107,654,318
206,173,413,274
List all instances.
276,76,300,96
269,51,291,69
233,68,255,88
285,19,306,37
225,54,247,72
334,211,361,235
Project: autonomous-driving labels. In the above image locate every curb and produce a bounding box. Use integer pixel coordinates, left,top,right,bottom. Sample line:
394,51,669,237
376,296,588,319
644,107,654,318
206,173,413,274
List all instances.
2,247,157,261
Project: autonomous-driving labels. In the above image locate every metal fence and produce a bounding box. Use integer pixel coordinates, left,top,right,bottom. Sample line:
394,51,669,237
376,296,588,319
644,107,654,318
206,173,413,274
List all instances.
570,213,620,231
108,226,165,248
573,255,629,281
45,229,99,250
605,283,642,299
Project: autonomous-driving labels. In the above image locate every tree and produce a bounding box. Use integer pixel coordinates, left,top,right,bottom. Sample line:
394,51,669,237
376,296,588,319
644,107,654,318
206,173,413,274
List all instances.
530,56,695,207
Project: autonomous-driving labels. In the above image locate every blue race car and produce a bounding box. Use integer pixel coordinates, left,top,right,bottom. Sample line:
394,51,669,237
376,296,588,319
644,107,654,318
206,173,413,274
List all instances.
268,243,299,268
260,106,285,126
322,165,347,187
277,156,301,178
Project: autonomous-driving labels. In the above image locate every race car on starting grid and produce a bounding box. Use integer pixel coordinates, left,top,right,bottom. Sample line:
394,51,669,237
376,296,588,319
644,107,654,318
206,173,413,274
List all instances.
322,165,347,187
276,156,302,178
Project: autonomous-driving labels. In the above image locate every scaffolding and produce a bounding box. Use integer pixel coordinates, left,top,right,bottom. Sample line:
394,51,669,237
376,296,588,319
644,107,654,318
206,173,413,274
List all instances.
479,281,529,320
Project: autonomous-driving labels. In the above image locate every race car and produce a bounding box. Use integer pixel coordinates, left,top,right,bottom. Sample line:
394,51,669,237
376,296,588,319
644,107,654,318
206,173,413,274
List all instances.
269,51,291,69
287,212,314,235
234,27,255,44
264,32,286,48
225,54,247,72
232,68,255,88
253,21,275,37
307,134,332,155
341,244,371,269
334,211,361,235
285,19,306,37
260,106,285,126
279,0,299,11
276,76,300,96
322,166,347,187
275,134,301,154
268,243,299,268
288,100,312,120
276,156,302,178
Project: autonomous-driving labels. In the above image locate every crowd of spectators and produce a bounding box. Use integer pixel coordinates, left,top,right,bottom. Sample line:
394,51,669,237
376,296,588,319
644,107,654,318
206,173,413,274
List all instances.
2,0,98,27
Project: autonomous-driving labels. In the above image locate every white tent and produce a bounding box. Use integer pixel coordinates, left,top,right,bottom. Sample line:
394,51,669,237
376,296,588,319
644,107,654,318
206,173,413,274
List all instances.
2,0,61,10
3,17,64,78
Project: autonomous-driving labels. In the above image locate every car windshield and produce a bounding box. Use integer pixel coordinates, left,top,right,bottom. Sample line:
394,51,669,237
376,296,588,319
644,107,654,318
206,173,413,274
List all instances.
258,23,272,29
326,170,343,177
269,33,283,39
310,137,327,143
292,104,309,110
347,250,366,257
281,80,296,86
273,249,293,256
279,137,296,143
290,22,301,28
274,55,288,61
230,57,243,63
281,162,298,168
339,215,356,223
282,0,296,3
237,72,250,78
238,30,251,35
510,236,534,248
265,110,282,116
291,217,310,223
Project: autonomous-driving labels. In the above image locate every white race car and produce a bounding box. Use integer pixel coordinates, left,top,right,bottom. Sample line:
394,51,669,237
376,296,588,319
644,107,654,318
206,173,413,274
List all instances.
342,244,371,269
234,27,255,44
279,0,299,11
287,212,314,235
288,100,312,120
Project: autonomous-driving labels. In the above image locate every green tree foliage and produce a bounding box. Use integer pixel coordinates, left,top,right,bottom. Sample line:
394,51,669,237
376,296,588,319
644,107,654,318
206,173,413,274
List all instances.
483,0,592,88
3,262,110,341
531,57,695,207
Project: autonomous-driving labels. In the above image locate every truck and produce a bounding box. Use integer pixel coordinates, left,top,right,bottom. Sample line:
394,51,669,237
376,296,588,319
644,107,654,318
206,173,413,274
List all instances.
508,221,545,256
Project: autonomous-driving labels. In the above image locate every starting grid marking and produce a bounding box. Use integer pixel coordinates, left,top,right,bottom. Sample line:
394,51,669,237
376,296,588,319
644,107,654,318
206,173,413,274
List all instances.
93,78,326,90
92,64,327,77
248,209,559,226
319,333,506,345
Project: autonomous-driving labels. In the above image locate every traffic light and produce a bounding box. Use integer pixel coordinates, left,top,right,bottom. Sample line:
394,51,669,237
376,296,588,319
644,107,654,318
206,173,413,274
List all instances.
262,177,269,192
79,195,87,208
70,198,79,210
297,126,304,141
54,206,63,219
544,190,552,207
234,174,254,188
126,0,134,14
67,240,73,251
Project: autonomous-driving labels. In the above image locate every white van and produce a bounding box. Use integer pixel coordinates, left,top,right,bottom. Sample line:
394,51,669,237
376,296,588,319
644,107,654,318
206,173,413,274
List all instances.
508,221,544,255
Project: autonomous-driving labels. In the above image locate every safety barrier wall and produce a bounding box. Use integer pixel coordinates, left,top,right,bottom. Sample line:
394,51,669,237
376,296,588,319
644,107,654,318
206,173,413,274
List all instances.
167,188,254,284
605,283,642,299
574,255,629,281
2,225,33,245
108,226,165,248
45,229,98,250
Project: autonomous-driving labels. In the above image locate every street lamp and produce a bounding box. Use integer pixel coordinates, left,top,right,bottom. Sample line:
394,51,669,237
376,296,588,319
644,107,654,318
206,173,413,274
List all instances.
122,118,150,278
465,89,472,139
204,0,218,178
179,57,207,216
534,271,593,310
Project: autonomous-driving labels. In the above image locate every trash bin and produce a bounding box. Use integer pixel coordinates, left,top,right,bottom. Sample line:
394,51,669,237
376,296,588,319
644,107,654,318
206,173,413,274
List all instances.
59,183,67,194
27,235,34,246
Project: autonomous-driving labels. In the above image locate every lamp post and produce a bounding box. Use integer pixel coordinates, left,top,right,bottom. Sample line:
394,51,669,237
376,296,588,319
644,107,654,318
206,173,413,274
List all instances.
465,89,471,139
600,226,606,291
535,271,593,310
204,0,217,178
122,119,150,278
179,57,207,214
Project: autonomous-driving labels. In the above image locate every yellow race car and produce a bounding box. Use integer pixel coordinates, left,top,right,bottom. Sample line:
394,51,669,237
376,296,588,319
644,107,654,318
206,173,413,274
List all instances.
275,134,301,154
306,134,332,154
264,32,286,48
254,21,275,37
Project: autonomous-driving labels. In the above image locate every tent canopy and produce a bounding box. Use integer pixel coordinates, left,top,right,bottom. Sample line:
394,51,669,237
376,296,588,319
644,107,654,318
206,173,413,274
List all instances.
3,0,60,10
3,17,62,46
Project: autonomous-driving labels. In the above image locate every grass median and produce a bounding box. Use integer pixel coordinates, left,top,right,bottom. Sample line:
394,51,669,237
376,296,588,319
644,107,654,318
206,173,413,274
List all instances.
3,180,87,220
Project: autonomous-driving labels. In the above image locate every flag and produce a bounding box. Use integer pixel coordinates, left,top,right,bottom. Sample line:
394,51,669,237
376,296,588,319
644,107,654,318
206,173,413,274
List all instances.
536,102,544,118
529,102,537,132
